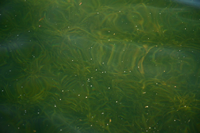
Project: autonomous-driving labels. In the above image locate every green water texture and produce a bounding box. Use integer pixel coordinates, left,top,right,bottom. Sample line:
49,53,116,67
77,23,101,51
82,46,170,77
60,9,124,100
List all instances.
0,0,200,132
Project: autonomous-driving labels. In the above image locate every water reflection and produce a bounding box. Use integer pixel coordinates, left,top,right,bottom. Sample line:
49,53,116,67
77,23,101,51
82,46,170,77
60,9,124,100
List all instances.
174,0,200,8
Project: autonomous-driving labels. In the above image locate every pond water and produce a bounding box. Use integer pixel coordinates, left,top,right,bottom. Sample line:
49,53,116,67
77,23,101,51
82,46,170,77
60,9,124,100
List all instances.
0,0,200,132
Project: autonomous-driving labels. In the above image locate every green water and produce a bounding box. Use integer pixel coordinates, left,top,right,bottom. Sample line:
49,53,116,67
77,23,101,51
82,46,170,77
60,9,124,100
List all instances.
0,0,200,132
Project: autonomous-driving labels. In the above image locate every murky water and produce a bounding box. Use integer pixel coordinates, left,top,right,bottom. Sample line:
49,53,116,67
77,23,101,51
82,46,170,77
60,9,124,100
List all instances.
0,0,200,132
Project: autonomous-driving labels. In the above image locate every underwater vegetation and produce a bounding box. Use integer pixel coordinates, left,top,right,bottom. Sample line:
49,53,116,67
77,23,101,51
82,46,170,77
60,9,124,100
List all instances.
0,0,200,132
